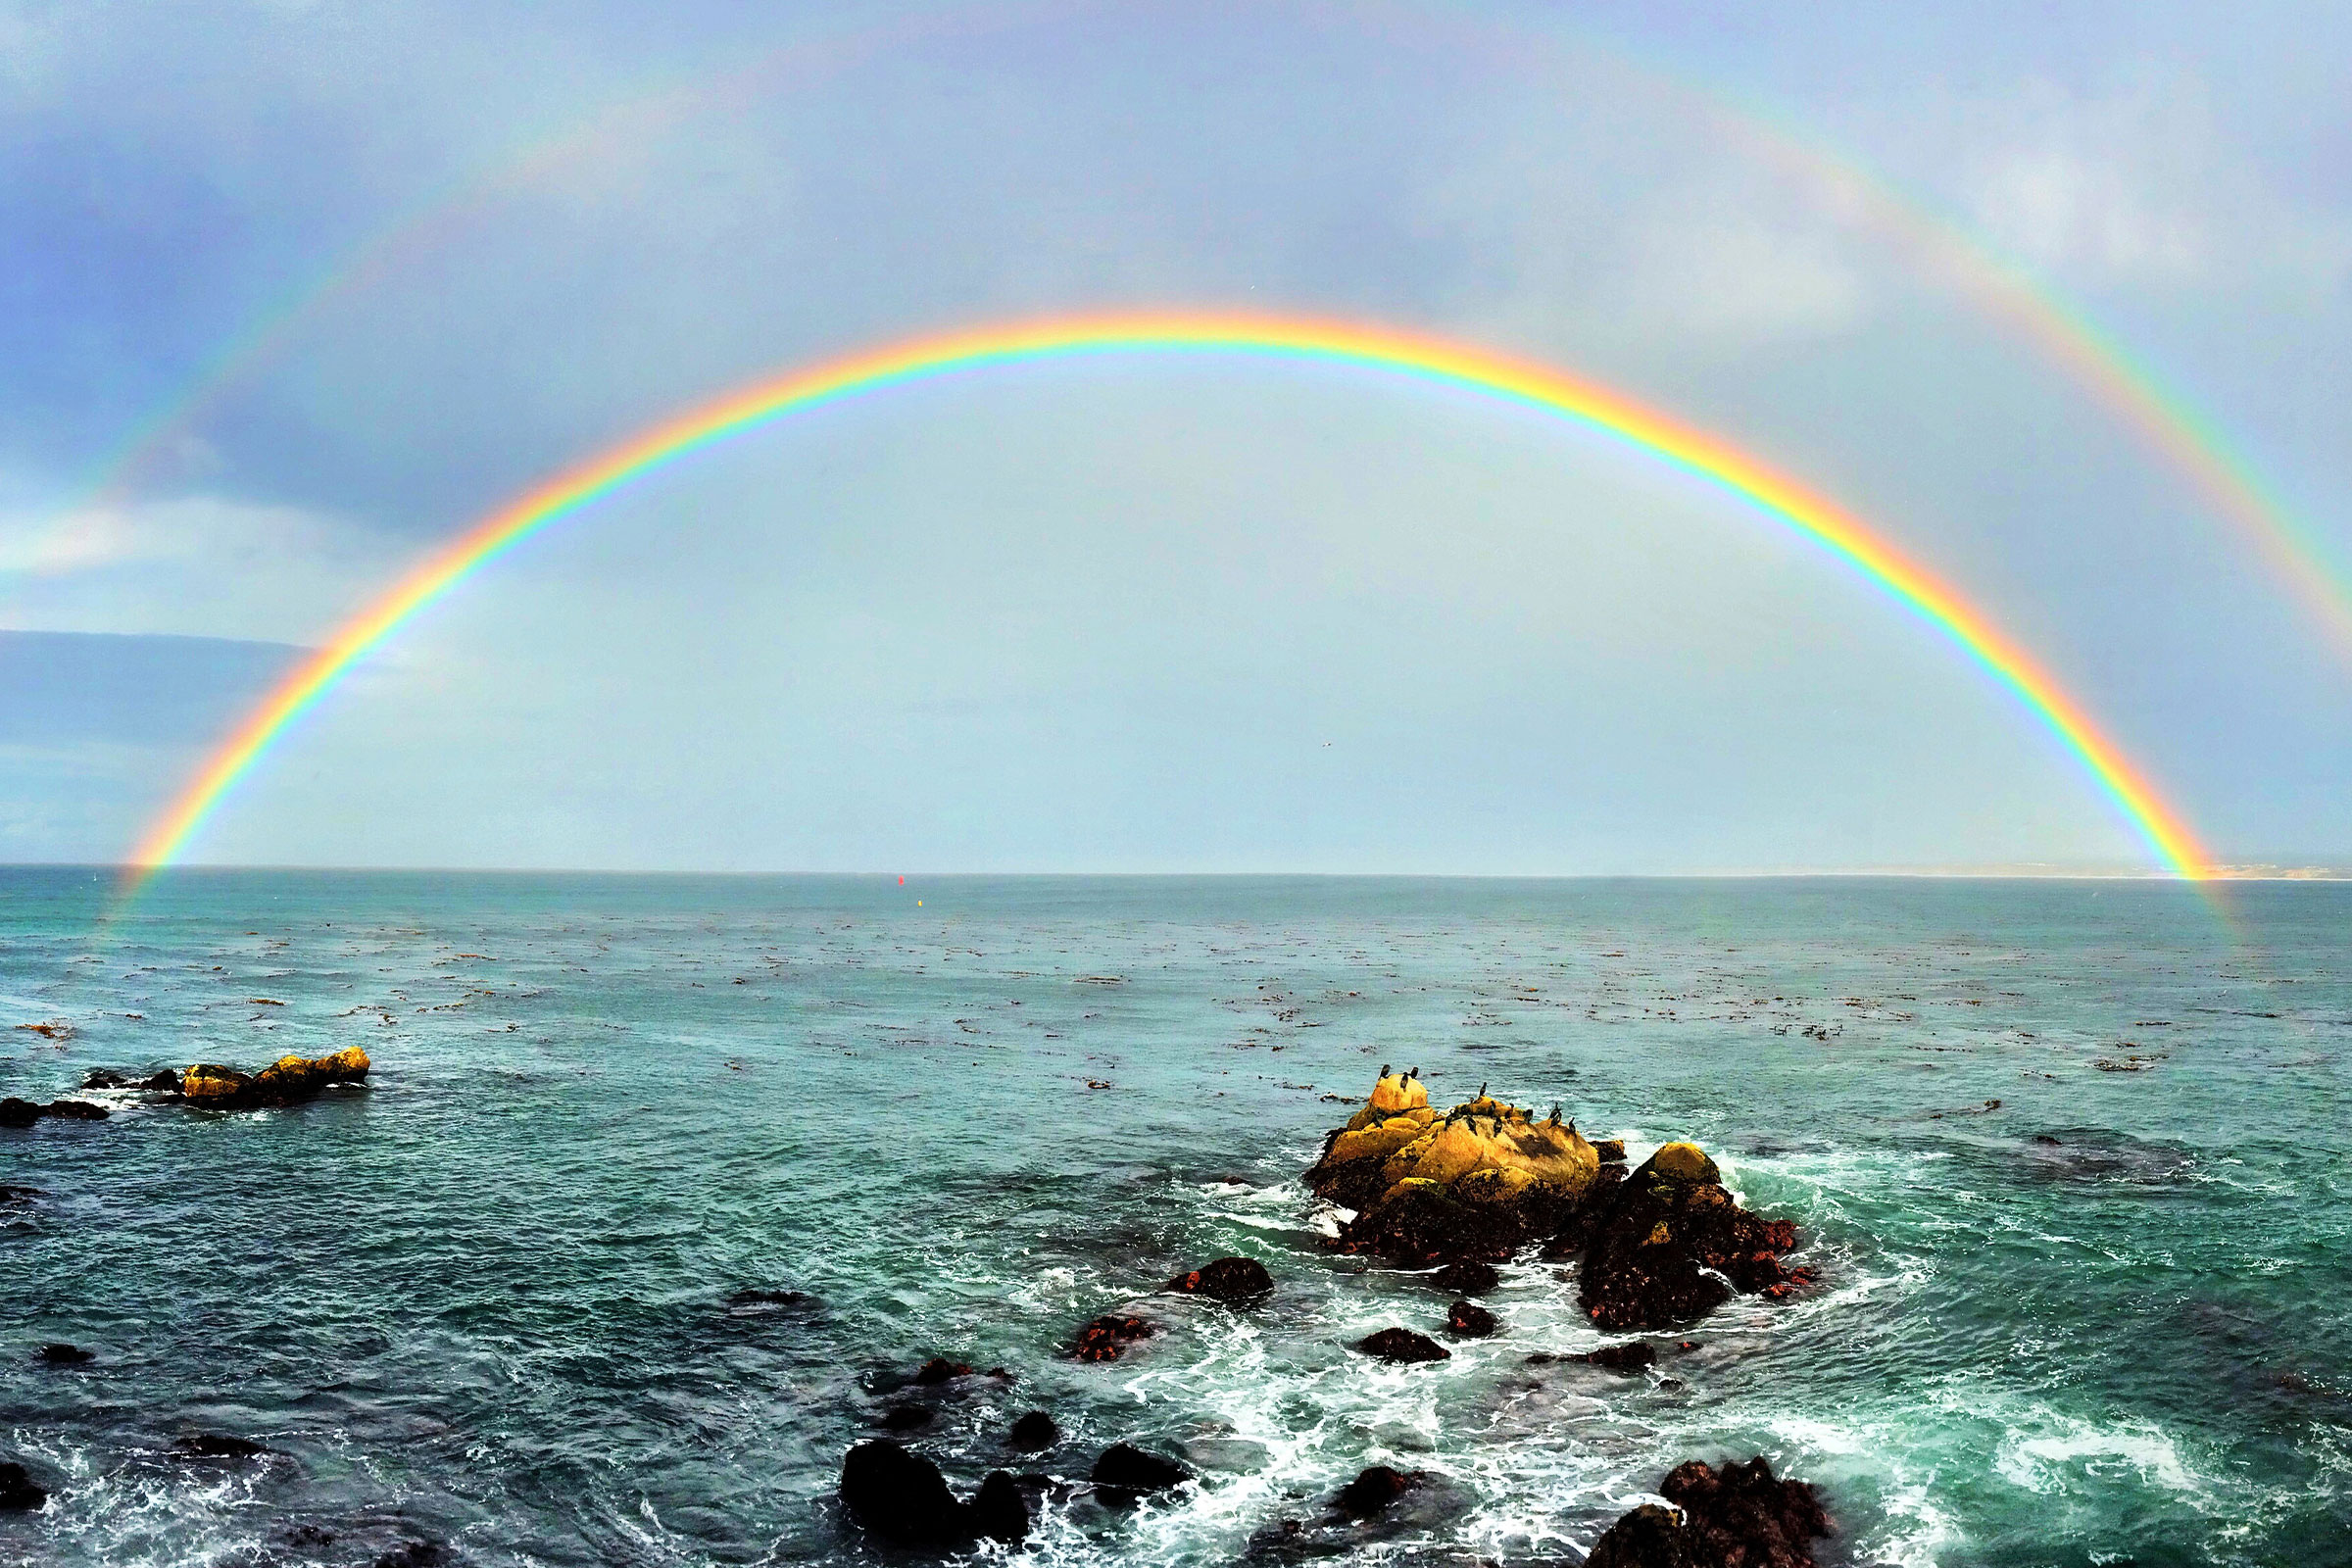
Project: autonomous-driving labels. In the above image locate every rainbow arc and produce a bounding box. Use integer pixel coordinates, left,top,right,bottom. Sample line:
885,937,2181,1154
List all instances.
124,312,2212,881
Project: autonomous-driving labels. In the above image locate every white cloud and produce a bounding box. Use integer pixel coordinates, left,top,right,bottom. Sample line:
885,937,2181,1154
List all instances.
0,489,401,644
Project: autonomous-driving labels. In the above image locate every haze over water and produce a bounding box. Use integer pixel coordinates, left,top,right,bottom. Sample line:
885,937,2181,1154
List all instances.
1,871,2344,1566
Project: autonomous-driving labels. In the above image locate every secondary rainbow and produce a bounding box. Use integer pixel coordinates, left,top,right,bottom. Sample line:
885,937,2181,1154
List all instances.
124,312,2213,880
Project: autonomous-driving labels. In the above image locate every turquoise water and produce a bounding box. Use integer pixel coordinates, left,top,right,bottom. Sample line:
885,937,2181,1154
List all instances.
1,871,2347,1567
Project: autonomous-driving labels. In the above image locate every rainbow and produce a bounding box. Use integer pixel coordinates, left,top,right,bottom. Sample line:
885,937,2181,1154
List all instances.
125,312,2211,881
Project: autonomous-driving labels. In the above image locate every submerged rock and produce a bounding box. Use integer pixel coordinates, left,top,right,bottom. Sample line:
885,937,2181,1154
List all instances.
1446,1300,1498,1338
1163,1255,1274,1303
911,1356,973,1385
725,1287,811,1310
1306,1072,1600,1263
0,1098,109,1127
37,1344,92,1366
175,1434,268,1459
1091,1443,1190,1502
1431,1259,1499,1296
1006,1410,1059,1450
1354,1327,1449,1363
1581,1342,1658,1373
1579,1146,1805,1331
1587,1456,1830,1568
1333,1464,1421,1518
1071,1313,1157,1362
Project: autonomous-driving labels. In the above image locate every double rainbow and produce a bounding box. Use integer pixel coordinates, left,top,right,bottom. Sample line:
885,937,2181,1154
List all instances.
125,312,2212,879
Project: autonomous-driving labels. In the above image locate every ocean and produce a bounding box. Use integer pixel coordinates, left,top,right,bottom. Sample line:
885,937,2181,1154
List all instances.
1,870,2345,1567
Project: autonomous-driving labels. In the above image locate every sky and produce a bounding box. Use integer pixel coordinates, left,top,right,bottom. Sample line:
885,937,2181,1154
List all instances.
0,0,2346,874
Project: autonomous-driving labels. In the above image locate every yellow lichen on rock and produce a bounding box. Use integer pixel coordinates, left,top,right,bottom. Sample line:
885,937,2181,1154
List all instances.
1326,1113,1438,1166
179,1048,369,1108
1648,1142,1719,1184
1380,1108,1597,1197
179,1063,251,1100
1367,1072,1428,1115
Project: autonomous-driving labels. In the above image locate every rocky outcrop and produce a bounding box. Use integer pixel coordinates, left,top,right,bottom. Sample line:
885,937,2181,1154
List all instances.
1446,1300,1497,1338
969,1470,1029,1544
1586,1457,1830,1568
1164,1255,1274,1303
37,1345,92,1366
1579,1145,1807,1331
182,1048,369,1109
81,1068,179,1092
1432,1259,1498,1296
1306,1072,1600,1263
1334,1464,1422,1518
1091,1443,1190,1504
838,1440,1029,1546
1354,1327,1449,1363
1071,1313,1157,1362
0,1460,45,1511
1006,1410,1059,1450
1306,1075,1805,1331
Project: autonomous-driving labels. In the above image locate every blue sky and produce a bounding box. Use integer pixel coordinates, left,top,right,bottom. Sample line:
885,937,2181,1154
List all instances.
1,0,2346,872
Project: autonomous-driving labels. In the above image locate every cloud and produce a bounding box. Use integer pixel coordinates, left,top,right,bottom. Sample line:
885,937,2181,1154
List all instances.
0,489,401,643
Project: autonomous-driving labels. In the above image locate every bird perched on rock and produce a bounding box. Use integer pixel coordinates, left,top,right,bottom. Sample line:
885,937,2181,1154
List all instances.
1477,1081,1488,1100
1380,1063,1391,1080
1549,1104,1561,1125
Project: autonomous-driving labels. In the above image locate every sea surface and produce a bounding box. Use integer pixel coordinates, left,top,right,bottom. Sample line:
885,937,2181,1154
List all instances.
1,871,2347,1568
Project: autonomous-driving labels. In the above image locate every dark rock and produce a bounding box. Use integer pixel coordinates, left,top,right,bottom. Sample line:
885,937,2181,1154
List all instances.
912,1356,973,1385
1584,1502,1701,1568
371,1543,457,1568
1091,1443,1190,1502
1594,1139,1628,1163
1544,1160,1630,1258
0,1099,40,1128
1071,1314,1156,1362
970,1470,1030,1544
1354,1327,1449,1363
839,1440,973,1545
0,1184,39,1202
37,1344,92,1365
1163,1255,1274,1303
0,1460,45,1511
880,1404,932,1432
42,1100,109,1121
726,1288,810,1309
1333,1464,1419,1518
1432,1259,1499,1296
1582,1343,1657,1373
80,1069,134,1090
1445,1300,1497,1338
175,1434,268,1458
1664,1456,1831,1568
1579,1144,1804,1331
1007,1410,1059,1450
1337,1178,1564,1265
143,1070,182,1093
